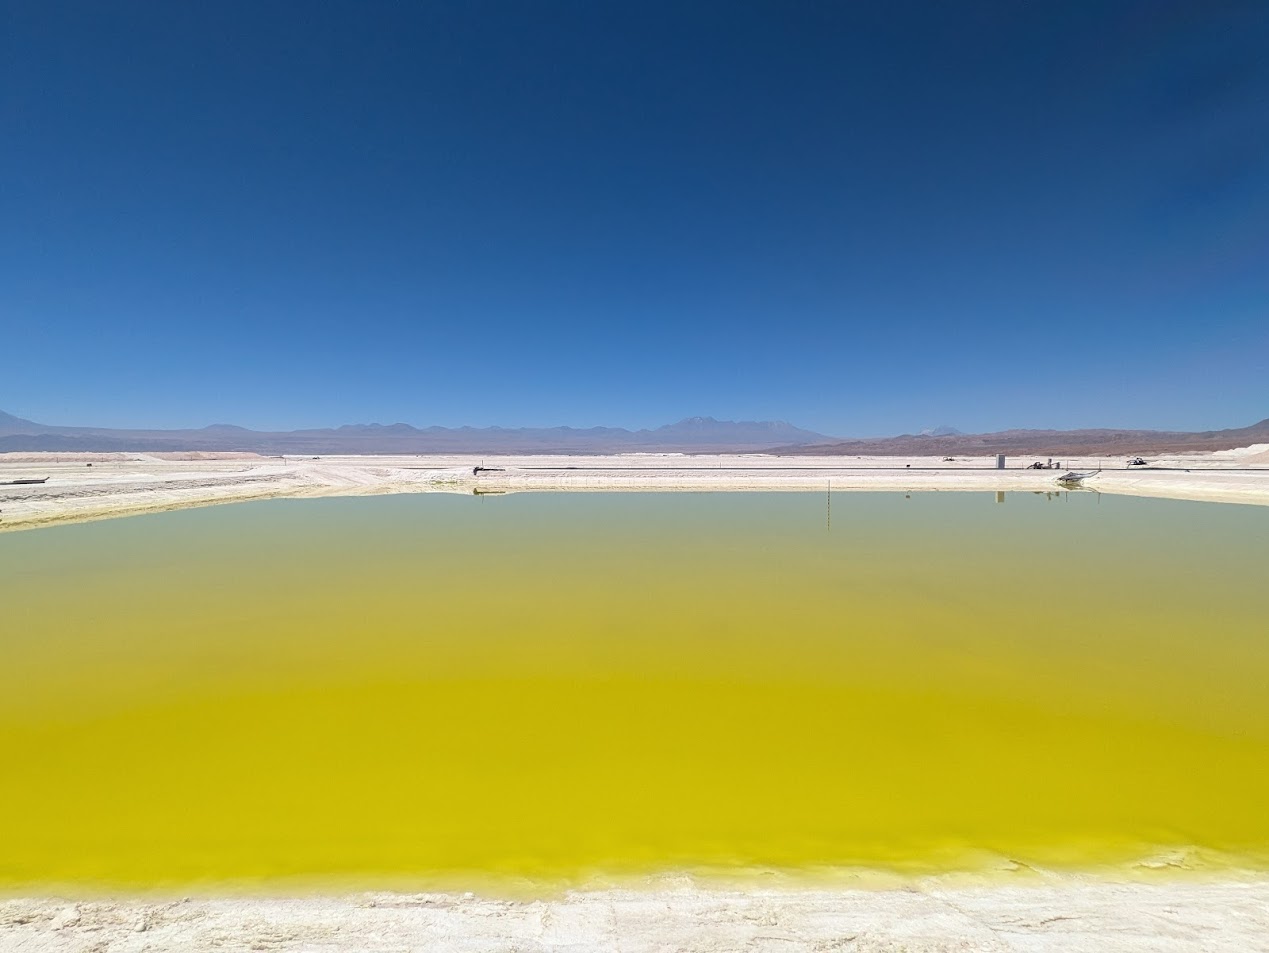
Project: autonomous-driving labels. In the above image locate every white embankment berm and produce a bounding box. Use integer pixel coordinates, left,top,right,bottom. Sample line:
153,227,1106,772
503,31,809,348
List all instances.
2,446,1268,532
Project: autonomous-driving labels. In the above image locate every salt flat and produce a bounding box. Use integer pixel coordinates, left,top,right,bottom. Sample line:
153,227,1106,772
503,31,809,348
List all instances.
5,877,1269,952
2,445,1267,532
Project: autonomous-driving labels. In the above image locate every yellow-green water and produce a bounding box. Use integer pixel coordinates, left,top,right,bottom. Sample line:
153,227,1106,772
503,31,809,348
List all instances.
2,491,1268,894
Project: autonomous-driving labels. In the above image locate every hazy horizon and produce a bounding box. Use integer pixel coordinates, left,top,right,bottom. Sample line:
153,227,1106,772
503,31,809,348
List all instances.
5,405,1267,445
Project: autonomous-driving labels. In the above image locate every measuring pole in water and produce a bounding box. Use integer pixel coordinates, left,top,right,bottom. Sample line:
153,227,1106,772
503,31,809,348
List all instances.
827,479,831,531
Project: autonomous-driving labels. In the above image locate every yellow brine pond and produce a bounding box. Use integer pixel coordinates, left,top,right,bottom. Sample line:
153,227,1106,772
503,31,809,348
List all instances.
2,491,1268,894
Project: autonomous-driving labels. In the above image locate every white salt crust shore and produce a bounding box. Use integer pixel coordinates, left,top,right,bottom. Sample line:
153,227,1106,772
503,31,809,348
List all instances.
3,445,1268,532
4,878,1269,952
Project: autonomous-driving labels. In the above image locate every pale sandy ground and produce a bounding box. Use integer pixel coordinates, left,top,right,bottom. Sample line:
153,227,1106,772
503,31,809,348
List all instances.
4,877,1269,952
2,445,1267,532
5,447,1269,950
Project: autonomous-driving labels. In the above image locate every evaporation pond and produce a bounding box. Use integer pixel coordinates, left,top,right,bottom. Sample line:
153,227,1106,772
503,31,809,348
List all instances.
2,491,1268,891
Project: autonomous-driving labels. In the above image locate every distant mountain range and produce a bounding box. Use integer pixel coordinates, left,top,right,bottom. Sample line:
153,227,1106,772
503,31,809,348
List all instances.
0,411,835,454
781,419,1269,456
3,410,1266,456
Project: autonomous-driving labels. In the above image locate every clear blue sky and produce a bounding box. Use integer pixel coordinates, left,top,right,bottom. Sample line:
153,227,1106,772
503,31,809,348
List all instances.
3,1,1266,436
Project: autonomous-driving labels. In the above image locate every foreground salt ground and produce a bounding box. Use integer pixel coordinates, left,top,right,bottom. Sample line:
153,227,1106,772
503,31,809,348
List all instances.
4,879,1269,952
2,445,1268,531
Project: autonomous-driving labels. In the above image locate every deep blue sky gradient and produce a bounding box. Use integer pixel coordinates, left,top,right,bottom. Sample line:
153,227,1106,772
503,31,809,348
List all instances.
3,1,1267,435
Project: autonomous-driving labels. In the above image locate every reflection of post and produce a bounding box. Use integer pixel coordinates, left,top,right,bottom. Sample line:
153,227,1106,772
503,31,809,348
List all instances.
827,479,831,531
995,491,1005,504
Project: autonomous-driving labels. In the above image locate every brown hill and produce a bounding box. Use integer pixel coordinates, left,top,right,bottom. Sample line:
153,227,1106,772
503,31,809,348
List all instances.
781,419,1269,456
